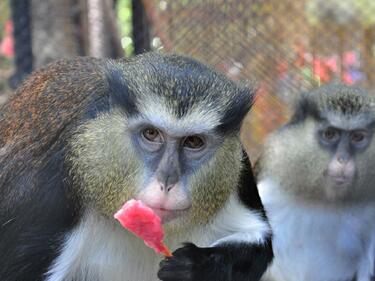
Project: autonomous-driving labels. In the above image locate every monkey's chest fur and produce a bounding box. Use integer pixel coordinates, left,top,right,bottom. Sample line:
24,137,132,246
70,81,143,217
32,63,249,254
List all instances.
259,179,375,281
45,210,220,281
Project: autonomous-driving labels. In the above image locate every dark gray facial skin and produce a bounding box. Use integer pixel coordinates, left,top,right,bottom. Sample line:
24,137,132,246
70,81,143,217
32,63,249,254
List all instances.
128,122,223,223
317,123,373,188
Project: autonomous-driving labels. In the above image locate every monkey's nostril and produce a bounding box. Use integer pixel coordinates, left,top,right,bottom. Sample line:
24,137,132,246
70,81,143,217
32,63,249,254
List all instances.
159,182,173,193
337,156,348,164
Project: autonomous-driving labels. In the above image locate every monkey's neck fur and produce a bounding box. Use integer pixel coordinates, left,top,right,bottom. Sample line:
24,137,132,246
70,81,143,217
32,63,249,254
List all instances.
45,192,268,281
45,208,220,281
259,177,375,281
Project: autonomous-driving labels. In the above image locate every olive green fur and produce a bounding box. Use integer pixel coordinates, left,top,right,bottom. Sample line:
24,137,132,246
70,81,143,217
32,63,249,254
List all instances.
67,110,142,216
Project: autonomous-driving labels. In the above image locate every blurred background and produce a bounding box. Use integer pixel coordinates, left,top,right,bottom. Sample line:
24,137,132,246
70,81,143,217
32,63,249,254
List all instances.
0,0,374,158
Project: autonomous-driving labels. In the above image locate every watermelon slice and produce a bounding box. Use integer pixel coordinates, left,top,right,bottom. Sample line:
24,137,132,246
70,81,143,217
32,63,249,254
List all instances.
114,199,172,257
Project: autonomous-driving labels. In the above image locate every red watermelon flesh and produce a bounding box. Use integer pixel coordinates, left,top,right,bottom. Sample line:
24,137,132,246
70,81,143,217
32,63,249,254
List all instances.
114,199,172,257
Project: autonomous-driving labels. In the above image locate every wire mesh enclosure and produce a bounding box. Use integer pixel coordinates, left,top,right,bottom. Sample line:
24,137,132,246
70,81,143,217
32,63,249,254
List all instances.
0,0,374,156
137,0,375,155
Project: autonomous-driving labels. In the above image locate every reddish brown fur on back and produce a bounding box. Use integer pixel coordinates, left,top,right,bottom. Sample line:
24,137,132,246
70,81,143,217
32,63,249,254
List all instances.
1,58,104,145
0,57,108,187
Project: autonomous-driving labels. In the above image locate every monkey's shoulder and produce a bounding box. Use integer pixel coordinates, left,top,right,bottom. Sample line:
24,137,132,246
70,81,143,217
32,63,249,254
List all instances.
0,58,114,202
259,178,375,281
1,58,109,133
0,58,114,163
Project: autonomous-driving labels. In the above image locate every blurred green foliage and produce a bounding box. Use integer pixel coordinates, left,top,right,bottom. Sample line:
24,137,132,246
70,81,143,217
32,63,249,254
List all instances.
354,0,375,25
116,0,134,56
306,0,375,26
0,0,10,39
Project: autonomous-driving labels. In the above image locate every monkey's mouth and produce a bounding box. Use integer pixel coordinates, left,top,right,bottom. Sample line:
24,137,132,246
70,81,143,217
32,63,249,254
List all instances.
326,175,352,187
332,176,348,185
324,170,353,187
151,207,190,224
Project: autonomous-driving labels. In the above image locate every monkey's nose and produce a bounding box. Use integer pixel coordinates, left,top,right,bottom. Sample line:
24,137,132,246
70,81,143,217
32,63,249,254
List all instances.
160,181,175,193
336,153,349,164
337,156,349,164
158,173,178,194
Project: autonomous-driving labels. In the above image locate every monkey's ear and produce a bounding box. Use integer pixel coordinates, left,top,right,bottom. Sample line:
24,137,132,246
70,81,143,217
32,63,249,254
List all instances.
289,95,319,125
106,68,139,116
218,86,255,134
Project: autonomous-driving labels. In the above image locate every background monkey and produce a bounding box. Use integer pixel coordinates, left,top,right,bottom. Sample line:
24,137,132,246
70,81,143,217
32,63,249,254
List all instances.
257,84,375,281
0,52,273,281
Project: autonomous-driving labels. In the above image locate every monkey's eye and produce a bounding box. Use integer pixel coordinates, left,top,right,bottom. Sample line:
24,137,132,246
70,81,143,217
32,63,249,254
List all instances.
142,128,163,143
350,130,368,148
183,135,205,150
351,131,365,142
321,128,339,143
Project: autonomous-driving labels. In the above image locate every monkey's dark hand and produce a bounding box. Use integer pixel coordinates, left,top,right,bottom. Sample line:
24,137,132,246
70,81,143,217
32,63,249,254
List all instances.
157,242,273,281
157,243,230,281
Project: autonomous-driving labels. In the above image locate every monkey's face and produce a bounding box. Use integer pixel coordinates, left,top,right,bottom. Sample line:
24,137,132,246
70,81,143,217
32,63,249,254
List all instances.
263,85,375,203
284,118,375,202
69,107,243,232
264,115,375,203
131,123,222,224
315,113,375,201
125,103,243,231
319,116,375,203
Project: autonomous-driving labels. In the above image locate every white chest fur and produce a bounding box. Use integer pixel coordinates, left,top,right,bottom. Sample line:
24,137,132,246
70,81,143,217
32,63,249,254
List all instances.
45,194,269,281
45,211,214,281
259,179,375,281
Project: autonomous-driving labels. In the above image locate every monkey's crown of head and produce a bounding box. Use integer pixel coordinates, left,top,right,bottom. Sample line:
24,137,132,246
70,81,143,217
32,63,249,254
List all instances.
107,52,256,132
304,84,375,117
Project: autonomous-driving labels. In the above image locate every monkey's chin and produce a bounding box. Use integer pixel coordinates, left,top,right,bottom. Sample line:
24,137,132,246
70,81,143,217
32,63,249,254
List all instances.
324,177,352,200
151,208,190,224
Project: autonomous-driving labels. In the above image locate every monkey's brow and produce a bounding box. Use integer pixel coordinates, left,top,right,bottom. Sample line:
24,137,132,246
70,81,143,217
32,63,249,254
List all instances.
127,117,217,137
321,113,375,131
366,119,375,129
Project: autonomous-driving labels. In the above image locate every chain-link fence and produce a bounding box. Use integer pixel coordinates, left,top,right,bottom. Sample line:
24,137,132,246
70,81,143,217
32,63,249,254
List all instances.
139,0,375,155
1,0,374,156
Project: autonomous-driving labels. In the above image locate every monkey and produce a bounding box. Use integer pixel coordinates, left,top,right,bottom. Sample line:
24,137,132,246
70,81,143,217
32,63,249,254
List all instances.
256,84,375,281
0,52,273,281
